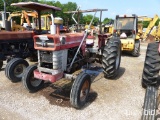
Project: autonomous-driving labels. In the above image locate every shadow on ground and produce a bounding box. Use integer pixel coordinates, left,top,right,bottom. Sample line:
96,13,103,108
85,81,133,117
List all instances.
121,51,141,57
37,65,103,108
39,80,97,109
114,67,126,80
38,65,125,108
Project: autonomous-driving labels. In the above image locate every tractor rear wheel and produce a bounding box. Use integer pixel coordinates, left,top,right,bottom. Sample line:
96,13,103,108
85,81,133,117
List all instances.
102,38,121,78
132,40,140,57
5,58,29,82
22,65,44,92
142,42,160,88
70,73,91,109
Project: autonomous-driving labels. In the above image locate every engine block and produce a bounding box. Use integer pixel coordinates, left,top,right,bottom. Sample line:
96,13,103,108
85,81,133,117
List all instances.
38,49,68,71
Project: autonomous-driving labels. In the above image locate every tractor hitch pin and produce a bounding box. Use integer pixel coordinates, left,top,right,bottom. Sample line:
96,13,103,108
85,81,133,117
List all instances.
68,11,97,72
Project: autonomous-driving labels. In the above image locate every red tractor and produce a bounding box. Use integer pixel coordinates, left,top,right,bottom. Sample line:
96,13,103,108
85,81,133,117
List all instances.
6,2,121,109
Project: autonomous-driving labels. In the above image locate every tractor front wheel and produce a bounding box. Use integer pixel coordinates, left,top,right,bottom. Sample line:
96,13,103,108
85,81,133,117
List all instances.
5,58,29,82
70,73,91,109
22,65,44,92
102,38,121,78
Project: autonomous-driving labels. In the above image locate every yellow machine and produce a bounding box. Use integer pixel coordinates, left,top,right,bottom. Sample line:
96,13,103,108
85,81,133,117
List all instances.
137,23,143,37
37,14,51,30
102,24,114,34
136,16,152,39
142,15,159,40
113,14,140,57
7,10,38,31
137,15,159,42
5,10,52,31
102,20,114,35
85,23,95,29
150,24,160,40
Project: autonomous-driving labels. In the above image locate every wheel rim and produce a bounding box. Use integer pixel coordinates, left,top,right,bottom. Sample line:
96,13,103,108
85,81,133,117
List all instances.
116,47,120,69
80,80,90,102
14,64,26,77
30,75,42,87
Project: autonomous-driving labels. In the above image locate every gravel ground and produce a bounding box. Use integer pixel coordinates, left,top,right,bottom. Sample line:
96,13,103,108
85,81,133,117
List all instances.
0,43,148,120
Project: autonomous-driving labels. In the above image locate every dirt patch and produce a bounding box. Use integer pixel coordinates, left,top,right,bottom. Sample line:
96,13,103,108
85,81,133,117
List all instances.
0,44,148,120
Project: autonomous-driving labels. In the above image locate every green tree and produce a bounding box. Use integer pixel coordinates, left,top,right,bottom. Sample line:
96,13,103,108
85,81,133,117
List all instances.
62,2,78,25
82,14,99,26
142,18,160,28
0,0,38,12
1,0,103,26
155,18,160,26
103,18,113,24
38,1,79,25
142,21,150,28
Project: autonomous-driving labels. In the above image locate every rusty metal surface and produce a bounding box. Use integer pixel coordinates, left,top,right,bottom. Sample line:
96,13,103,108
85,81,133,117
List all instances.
0,31,34,40
11,2,61,11
34,69,63,83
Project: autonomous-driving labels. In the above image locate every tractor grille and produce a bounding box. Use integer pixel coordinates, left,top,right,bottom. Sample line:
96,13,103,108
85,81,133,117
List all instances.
39,50,68,70
35,37,54,48
40,51,53,63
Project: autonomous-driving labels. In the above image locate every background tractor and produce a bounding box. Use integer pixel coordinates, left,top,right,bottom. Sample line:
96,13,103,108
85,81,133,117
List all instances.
4,2,61,83
6,2,121,109
0,1,58,71
113,14,140,57
0,10,38,70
